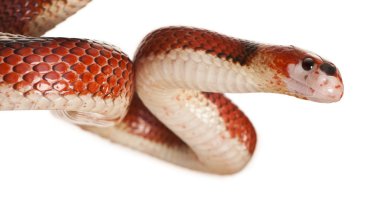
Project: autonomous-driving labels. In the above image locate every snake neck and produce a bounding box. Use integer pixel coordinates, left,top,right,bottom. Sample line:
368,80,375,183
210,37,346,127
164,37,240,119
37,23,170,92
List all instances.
134,46,294,95
133,27,298,95
242,44,301,95
135,48,264,94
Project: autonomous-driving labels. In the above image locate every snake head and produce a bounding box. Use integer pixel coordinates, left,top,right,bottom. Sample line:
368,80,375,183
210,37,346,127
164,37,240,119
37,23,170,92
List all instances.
283,46,344,103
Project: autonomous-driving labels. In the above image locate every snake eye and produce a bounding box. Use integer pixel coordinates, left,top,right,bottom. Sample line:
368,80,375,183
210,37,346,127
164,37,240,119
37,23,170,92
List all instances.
302,57,314,71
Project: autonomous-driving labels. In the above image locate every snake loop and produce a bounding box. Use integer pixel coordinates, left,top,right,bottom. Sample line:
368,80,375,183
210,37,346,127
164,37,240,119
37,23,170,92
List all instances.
0,0,343,174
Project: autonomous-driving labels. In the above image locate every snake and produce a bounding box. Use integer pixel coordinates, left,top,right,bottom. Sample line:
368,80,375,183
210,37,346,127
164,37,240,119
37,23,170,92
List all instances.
0,0,344,174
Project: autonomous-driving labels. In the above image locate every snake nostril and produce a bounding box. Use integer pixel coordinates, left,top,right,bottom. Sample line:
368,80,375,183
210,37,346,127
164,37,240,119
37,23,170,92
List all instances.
320,63,337,76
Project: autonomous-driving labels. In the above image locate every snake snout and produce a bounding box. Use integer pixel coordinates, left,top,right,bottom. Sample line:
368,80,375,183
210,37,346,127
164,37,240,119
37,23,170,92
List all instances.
307,70,344,103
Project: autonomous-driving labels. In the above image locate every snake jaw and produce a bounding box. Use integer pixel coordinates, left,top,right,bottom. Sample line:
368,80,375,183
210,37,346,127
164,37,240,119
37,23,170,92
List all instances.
285,59,344,103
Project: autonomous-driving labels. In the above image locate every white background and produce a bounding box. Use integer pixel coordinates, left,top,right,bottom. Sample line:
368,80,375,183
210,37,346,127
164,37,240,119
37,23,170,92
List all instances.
1,0,379,206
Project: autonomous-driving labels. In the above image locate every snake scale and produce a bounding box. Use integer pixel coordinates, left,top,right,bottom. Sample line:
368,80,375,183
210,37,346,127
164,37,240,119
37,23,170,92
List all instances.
0,0,344,174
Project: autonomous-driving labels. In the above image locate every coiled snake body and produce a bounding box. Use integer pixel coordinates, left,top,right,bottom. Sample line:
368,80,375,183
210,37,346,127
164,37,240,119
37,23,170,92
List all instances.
0,0,344,174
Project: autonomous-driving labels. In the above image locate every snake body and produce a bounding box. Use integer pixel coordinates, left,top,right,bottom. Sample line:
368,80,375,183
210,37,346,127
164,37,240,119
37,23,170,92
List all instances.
0,0,344,174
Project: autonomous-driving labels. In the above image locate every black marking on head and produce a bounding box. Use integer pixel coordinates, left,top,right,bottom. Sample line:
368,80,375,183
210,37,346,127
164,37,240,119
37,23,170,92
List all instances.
320,63,337,76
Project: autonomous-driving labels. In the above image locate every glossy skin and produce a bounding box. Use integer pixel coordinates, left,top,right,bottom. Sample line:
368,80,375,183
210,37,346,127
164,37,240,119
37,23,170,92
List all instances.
135,27,343,102
0,33,133,125
0,35,132,99
0,0,90,36
0,0,343,174
131,27,343,173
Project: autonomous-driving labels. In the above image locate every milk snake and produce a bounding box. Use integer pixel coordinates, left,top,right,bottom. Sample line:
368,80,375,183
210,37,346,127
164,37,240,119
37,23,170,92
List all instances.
0,0,343,174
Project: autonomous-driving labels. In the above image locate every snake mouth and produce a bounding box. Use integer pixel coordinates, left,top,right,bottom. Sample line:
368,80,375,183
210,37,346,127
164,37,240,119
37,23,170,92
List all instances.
306,88,343,103
285,78,343,103
306,75,344,103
